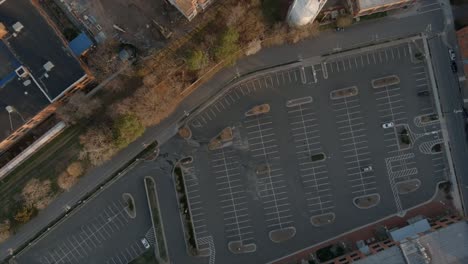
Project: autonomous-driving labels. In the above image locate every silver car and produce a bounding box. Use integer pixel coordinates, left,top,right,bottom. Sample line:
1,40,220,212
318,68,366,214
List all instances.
141,238,150,249
449,49,456,61
362,166,373,172
382,122,395,129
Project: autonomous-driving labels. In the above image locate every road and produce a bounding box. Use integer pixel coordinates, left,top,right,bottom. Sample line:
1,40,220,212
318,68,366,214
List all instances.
428,0,468,216
1,0,467,261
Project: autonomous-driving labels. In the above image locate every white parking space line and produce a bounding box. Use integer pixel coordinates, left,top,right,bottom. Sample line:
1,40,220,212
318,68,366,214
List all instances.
385,154,418,213
211,148,255,244
40,201,133,264
287,101,334,216
333,96,378,197
244,114,294,231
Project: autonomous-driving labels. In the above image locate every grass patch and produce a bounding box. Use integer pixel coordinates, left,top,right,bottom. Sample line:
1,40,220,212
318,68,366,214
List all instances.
145,177,168,262
311,153,325,162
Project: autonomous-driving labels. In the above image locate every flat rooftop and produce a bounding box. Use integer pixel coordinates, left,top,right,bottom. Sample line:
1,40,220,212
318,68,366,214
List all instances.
355,221,468,264
0,78,49,141
358,0,410,10
0,0,86,142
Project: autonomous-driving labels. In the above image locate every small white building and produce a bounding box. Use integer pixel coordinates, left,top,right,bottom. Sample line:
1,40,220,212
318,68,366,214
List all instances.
287,0,328,27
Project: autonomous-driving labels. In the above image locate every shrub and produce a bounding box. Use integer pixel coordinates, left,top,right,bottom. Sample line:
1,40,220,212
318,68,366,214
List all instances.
336,15,353,28
14,206,35,224
0,220,11,243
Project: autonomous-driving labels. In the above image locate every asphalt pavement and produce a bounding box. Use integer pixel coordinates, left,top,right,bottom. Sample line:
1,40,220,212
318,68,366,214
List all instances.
2,0,466,261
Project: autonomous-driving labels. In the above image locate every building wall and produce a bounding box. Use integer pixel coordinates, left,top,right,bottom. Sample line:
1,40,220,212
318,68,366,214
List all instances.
456,27,468,79
353,0,414,17
0,75,91,152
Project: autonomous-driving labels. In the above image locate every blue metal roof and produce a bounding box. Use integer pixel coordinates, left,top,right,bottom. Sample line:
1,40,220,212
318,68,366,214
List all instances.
69,32,93,56
390,219,431,242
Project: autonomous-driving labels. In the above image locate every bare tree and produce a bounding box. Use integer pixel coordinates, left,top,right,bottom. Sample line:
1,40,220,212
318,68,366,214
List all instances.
79,126,118,166
21,178,53,210
66,161,84,177
226,3,246,26
56,91,101,124
87,40,120,80
57,171,78,191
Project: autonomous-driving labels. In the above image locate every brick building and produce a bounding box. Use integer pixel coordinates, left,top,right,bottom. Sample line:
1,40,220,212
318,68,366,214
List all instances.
348,0,414,17
456,26,468,79
168,0,216,21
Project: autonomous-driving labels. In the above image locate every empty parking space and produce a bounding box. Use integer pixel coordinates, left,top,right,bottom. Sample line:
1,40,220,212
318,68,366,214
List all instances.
286,99,334,218
105,241,147,264
39,201,132,264
210,148,255,248
168,37,451,264
322,44,411,77
190,69,303,129
332,96,378,198
243,114,295,234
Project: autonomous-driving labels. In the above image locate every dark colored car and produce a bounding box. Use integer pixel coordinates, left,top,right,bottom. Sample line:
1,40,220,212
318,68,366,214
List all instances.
417,91,430,96
451,62,458,73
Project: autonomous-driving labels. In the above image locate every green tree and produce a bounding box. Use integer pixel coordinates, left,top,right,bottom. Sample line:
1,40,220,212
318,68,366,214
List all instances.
186,50,207,71
214,28,239,61
262,0,282,24
113,114,145,149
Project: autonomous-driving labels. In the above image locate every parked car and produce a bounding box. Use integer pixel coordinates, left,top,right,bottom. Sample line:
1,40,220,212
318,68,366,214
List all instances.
451,62,458,73
361,165,373,172
417,91,430,96
141,238,150,249
335,27,344,32
449,49,456,61
382,122,395,129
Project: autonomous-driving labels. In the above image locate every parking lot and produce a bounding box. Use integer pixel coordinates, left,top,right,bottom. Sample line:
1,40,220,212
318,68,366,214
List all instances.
175,36,449,263
16,164,154,264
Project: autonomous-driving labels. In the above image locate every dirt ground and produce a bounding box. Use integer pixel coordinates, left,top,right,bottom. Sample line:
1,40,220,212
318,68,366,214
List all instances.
63,0,187,50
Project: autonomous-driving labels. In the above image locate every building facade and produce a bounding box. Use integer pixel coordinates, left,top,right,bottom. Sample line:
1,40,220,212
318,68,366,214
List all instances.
456,26,468,80
169,0,216,21
349,0,415,17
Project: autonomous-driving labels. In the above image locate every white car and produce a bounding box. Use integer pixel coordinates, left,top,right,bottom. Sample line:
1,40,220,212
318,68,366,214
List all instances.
382,122,395,129
449,49,456,61
362,166,373,172
141,238,150,249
